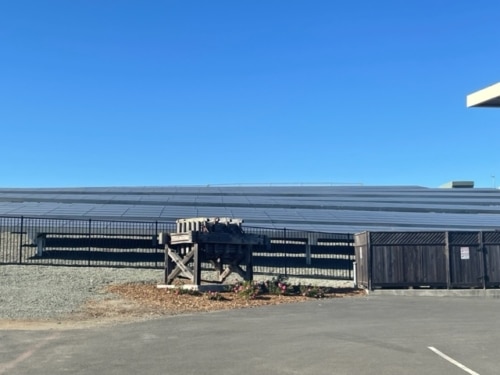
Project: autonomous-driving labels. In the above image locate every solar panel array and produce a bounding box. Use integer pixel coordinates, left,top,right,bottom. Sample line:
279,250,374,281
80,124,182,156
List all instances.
0,185,500,233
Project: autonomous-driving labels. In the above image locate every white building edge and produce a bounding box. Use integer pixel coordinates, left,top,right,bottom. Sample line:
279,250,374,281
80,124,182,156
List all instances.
467,82,500,108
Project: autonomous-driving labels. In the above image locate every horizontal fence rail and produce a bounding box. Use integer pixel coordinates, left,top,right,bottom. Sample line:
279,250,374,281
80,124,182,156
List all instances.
0,216,355,280
246,226,354,279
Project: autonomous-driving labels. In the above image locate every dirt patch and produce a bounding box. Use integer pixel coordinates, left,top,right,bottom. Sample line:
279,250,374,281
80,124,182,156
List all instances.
0,283,365,330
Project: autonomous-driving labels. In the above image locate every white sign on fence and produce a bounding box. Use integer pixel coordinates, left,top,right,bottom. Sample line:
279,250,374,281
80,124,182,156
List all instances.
460,247,470,260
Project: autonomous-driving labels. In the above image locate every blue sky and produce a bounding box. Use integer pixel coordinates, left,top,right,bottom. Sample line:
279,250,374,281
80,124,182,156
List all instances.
1,1,499,188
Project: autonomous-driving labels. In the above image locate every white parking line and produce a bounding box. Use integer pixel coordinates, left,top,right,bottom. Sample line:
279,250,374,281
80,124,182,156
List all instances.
428,346,480,375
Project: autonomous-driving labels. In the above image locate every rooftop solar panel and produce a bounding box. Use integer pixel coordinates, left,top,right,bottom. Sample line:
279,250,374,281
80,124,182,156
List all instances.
1,185,500,232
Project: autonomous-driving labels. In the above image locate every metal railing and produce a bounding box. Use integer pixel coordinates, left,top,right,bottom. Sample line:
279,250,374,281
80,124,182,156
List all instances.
0,216,355,279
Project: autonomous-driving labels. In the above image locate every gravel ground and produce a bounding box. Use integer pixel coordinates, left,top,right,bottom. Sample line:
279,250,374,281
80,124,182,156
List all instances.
0,265,163,320
0,265,354,321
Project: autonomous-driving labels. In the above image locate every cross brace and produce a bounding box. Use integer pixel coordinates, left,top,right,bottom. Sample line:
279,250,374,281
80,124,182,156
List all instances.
166,248,195,284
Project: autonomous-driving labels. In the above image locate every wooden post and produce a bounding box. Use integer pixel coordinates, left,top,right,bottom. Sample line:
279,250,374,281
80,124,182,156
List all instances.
240,245,253,281
247,245,253,280
445,231,451,289
367,232,372,291
479,231,487,289
166,248,195,283
193,244,201,285
164,246,175,284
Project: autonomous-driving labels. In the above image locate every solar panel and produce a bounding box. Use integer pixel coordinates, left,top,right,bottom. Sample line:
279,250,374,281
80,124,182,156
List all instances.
1,186,500,232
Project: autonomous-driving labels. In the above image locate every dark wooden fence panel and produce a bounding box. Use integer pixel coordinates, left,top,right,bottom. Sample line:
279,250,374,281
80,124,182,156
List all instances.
371,246,404,285
354,230,500,290
413,245,447,285
449,245,483,287
370,244,446,287
482,232,500,287
370,246,403,285
403,246,421,284
448,231,479,246
485,245,500,286
370,231,445,246
448,232,483,288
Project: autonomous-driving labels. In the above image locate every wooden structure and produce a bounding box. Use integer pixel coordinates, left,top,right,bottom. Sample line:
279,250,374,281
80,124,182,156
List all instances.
159,217,268,286
355,231,500,290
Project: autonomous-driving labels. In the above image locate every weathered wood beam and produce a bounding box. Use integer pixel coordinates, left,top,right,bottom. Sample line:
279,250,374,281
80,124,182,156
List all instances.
219,264,247,283
166,248,195,284
218,267,233,283
193,244,201,285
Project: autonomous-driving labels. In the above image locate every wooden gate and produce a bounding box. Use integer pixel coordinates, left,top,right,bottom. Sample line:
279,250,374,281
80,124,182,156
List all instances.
448,232,484,288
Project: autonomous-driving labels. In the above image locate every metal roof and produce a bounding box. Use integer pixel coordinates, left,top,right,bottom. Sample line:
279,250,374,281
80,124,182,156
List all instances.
1,185,500,233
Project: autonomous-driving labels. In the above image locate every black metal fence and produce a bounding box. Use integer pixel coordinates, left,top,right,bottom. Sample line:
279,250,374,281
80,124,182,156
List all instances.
0,216,173,268
0,216,355,279
246,226,354,279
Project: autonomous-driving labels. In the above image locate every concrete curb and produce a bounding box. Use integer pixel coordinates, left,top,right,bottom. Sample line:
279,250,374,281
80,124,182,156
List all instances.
366,288,500,297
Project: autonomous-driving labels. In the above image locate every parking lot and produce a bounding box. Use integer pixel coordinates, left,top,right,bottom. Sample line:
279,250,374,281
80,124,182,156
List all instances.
1,294,499,375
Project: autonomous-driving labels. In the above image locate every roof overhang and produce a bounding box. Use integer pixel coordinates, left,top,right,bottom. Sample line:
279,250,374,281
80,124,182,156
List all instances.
467,82,500,108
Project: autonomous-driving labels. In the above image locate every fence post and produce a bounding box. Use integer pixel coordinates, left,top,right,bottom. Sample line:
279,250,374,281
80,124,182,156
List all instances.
479,231,487,289
367,232,372,291
283,227,287,277
18,216,24,264
353,261,357,288
88,218,92,267
155,221,158,268
305,232,317,266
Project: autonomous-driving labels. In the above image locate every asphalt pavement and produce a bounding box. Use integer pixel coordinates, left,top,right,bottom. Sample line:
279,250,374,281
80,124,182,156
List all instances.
1,294,500,375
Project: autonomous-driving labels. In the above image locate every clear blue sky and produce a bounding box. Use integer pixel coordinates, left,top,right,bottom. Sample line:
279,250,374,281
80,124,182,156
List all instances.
1,1,499,188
